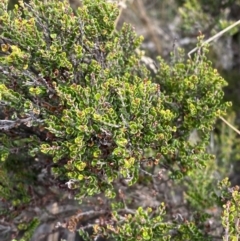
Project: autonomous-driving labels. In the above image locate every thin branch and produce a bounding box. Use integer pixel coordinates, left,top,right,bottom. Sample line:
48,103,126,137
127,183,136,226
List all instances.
75,210,107,220
118,208,136,215
219,116,240,135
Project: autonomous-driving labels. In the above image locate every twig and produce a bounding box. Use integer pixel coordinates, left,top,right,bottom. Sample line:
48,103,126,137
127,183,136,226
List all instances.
0,118,31,130
75,210,107,220
219,116,240,135
118,207,136,215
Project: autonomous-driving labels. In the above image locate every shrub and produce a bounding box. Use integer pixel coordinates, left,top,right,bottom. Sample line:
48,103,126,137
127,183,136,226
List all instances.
0,0,237,240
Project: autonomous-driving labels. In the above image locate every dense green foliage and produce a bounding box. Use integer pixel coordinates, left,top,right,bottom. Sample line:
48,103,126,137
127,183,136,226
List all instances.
0,0,239,240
